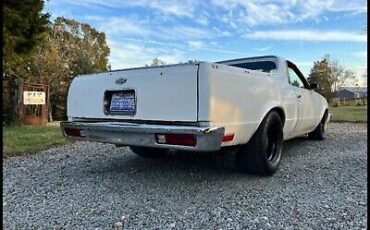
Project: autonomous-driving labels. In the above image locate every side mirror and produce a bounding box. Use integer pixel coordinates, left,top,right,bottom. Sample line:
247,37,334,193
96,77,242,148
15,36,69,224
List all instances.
309,83,319,90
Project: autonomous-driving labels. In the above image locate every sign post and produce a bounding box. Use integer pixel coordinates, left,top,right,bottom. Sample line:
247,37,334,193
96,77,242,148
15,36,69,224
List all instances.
21,83,49,125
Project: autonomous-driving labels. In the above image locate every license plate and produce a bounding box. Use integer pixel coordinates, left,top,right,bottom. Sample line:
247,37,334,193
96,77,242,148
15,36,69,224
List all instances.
109,91,135,113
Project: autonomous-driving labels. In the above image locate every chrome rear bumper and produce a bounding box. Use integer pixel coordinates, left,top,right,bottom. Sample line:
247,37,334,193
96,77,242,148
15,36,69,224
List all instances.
60,121,225,151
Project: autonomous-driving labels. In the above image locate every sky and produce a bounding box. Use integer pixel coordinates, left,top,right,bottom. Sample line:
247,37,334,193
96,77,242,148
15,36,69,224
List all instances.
44,0,367,86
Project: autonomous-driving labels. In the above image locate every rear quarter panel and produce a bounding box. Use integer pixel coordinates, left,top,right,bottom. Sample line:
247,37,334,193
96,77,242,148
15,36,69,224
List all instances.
198,62,297,146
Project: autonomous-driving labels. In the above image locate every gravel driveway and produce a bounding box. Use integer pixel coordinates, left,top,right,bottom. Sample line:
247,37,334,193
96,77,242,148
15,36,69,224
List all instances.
3,122,367,229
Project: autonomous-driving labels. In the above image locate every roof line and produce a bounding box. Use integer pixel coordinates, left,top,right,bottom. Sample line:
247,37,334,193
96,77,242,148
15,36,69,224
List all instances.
216,55,280,63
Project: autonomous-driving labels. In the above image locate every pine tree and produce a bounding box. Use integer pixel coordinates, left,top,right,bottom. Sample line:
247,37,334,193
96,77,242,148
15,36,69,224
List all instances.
3,0,50,74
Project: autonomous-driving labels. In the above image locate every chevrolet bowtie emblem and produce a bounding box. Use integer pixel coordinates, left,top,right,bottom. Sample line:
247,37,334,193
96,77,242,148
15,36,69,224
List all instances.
115,78,127,84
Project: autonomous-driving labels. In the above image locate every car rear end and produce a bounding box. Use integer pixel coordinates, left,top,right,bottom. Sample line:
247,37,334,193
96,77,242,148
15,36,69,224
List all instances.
60,63,225,151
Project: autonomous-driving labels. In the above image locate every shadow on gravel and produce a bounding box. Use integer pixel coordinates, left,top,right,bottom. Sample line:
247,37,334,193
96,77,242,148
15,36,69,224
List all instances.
281,136,311,157
82,136,315,180
52,135,334,198
88,149,240,175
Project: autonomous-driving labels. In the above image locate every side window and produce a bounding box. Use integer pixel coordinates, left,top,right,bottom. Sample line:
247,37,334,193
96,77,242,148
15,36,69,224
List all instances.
288,68,305,88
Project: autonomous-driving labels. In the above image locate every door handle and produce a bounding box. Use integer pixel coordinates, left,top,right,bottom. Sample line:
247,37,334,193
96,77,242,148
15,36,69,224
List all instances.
297,95,302,98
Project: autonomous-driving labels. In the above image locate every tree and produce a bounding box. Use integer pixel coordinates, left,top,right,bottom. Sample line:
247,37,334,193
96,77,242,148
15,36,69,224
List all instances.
186,59,199,64
307,58,334,99
291,80,300,87
362,70,367,86
308,55,358,100
3,0,50,75
177,59,200,64
146,58,166,67
327,56,357,92
16,17,110,120
3,0,50,124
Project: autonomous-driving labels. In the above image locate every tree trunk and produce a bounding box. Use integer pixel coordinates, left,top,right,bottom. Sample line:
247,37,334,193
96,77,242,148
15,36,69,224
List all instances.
14,77,24,124
47,83,53,122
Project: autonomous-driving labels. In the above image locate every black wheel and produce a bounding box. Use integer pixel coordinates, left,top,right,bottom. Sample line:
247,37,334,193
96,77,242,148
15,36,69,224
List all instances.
236,111,283,176
129,146,168,158
308,112,327,140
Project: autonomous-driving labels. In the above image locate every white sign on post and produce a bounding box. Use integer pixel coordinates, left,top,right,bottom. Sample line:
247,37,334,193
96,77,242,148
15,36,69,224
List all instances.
23,91,46,105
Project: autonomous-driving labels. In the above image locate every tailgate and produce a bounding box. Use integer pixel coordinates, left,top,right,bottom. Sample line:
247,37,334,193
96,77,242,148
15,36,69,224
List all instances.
67,64,199,122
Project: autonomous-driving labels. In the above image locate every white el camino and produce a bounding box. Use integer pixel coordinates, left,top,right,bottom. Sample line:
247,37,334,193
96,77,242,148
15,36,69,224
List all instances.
61,55,330,175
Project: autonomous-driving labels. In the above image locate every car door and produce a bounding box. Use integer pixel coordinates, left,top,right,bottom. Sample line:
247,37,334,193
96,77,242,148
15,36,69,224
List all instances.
287,63,317,135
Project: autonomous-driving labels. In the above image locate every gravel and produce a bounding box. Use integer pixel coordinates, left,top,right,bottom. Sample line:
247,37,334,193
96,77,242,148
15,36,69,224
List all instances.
3,122,367,229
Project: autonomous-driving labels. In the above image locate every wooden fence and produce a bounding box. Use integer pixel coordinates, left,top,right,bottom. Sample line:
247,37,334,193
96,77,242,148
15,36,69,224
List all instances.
330,96,367,106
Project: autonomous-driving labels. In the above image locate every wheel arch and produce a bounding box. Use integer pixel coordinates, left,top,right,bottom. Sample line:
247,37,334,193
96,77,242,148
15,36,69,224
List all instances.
319,95,329,123
315,106,329,126
270,107,286,127
259,104,286,127
251,103,286,139
321,108,329,123
236,104,285,175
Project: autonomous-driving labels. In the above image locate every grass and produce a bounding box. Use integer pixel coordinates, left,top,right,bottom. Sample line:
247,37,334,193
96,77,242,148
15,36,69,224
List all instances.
329,105,367,122
3,125,69,158
2,105,366,157
330,97,366,107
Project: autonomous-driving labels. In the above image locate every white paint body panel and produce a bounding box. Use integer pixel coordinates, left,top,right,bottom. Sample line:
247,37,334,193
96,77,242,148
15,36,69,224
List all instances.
67,56,328,148
197,60,327,146
68,64,199,121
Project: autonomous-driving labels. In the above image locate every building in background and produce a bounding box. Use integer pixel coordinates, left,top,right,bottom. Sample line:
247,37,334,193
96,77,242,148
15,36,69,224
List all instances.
336,87,367,99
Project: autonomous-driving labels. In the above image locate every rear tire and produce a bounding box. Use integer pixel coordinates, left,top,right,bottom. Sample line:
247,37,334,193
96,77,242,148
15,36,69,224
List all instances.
236,111,283,176
129,146,168,158
308,113,327,140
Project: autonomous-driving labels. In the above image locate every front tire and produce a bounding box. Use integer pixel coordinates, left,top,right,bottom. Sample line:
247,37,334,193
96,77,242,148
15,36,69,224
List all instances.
236,111,284,176
129,146,168,158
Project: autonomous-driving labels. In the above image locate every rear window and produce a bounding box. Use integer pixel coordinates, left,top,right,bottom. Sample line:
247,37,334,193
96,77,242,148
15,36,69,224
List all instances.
230,61,276,73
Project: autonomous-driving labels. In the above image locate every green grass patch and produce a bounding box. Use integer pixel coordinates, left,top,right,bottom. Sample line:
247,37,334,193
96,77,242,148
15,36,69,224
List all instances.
330,105,367,122
3,125,69,158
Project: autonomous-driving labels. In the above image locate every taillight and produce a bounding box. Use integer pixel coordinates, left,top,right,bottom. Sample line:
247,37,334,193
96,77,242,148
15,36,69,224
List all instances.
64,128,85,137
222,133,235,142
155,134,197,147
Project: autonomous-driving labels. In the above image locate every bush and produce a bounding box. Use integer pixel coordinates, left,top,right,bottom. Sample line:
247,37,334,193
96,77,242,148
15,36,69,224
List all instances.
332,101,340,107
